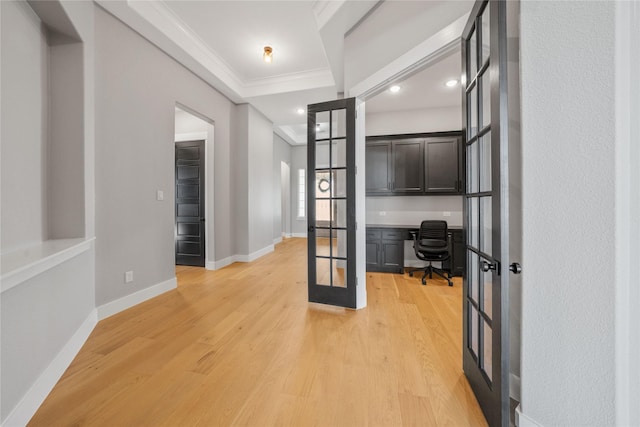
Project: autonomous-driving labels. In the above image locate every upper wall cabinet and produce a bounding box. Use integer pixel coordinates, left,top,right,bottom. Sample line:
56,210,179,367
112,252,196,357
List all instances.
365,139,424,195
366,131,464,196
424,136,462,194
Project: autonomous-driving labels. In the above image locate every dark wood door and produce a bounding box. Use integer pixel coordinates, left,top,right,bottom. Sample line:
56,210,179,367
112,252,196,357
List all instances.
175,140,205,267
307,98,357,308
365,141,392,194
424,137,461,193
392,139,424,193
462,1,511,426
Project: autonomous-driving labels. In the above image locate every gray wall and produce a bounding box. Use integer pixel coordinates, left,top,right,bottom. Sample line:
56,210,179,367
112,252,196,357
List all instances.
1,0,96,423
1,248,95,422
247,106,274,254
520,1,615,424
94,6,236,305
273,134,292,240
1,0,48,252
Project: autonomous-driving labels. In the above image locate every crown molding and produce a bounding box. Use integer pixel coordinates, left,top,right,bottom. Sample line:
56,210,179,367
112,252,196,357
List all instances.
99,0,337,101
274,126,300,146
277,124,306,145
312,0,346,30
242,68,335,98
348,13,469,100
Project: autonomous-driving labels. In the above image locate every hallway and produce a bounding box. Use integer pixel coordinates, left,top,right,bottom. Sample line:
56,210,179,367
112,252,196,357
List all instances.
29,238,486,426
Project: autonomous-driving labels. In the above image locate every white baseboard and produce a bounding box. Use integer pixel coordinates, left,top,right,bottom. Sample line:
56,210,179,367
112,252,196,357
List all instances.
284,233,292,238
207,256,235,270
207,245,275,270
2,309,98,427
97,277,177,320
236,244,274,263
291,233,306,238
273,236,283,245
515,404,542,427
510,373,521,402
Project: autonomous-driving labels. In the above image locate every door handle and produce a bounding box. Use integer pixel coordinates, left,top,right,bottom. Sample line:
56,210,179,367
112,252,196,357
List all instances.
200,218,205,222
308,225,315,232
509,262,522,274
481,261,497,272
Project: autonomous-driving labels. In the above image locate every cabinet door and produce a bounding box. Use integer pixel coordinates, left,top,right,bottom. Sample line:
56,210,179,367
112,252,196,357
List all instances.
424,137,461,193
365,141,392,194
392,140,424,193
381,240,404,273
366,240,381,269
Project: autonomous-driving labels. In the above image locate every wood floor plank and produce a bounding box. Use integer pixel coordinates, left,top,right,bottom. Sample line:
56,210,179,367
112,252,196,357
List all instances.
28,238,487,427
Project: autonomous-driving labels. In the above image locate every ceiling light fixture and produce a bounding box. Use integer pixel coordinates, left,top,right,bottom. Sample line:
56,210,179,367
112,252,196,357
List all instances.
263,46,273,63
445,79,459,88
389,85,401,93
297,108,305,115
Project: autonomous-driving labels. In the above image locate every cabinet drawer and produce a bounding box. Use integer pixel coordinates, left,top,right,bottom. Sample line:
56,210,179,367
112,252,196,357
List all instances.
382,230,404,240
366,229,382,241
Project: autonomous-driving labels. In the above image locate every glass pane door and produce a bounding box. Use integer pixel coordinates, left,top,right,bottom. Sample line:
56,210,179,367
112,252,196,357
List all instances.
307,98,356,308
462,1,510,426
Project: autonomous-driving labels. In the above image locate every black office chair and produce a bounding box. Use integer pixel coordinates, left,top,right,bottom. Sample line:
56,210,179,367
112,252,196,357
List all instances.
407,220,453,286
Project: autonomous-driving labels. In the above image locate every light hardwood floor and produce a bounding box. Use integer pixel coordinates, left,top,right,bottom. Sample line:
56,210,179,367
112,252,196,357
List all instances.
29,238,487,426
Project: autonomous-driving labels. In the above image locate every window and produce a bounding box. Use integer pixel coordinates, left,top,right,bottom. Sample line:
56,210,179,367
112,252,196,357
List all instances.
297,169,306,218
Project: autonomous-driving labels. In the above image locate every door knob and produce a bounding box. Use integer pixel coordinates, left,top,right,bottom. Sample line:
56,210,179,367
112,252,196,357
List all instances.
509,262,522,274
481,261,497,272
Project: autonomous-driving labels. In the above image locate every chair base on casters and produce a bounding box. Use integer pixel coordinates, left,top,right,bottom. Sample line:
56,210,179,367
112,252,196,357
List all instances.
407,262,453,286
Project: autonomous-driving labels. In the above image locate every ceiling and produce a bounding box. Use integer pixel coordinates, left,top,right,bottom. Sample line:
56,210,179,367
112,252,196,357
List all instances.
97,0,472,145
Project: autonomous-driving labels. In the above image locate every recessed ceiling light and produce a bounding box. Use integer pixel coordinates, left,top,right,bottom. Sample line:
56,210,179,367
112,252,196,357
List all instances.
297,108,305,115
389,85,401,93
445,79,459,88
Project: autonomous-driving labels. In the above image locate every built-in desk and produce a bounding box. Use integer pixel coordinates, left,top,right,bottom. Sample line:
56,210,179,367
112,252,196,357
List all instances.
365,224,465,276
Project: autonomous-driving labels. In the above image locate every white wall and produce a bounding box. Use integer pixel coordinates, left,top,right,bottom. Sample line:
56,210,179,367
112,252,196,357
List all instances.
94,6,236,306
0,0,48,253
366,106,461,136
273,134,292,240
519,2,616,425
344,1,472,91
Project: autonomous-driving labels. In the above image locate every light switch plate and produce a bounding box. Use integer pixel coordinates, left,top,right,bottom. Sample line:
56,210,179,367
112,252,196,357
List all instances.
125,271,133,283
443,211,451,217
156,190,164,201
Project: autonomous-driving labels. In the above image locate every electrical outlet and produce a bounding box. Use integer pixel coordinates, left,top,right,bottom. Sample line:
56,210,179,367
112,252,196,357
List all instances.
125,271,134,283
443,211,451,217
379,211,387,216
156,190,164,201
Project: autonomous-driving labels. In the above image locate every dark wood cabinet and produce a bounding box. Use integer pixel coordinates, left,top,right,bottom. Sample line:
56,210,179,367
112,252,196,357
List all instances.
392,140,424,193
366,228,404,273
424,137,461,194
366,131,463,196
365,141,392,194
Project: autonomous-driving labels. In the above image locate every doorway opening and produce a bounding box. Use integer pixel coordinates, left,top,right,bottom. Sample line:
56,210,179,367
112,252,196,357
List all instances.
174,106,215,268
280,161,291,239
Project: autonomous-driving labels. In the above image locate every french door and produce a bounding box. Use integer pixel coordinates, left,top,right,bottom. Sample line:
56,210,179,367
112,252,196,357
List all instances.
462,1,515,426
306,98,357,308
